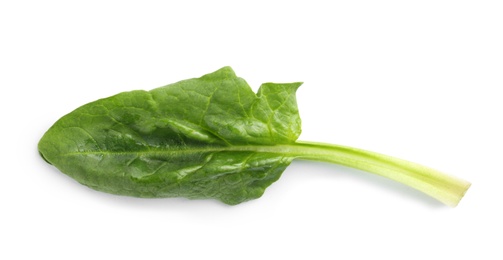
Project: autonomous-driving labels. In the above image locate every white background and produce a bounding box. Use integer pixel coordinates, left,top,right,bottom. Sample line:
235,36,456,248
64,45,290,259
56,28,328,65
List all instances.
1,1,502,259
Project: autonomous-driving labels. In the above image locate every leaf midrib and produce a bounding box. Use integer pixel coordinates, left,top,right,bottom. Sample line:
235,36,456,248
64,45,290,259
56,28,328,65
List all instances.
61,144,299,157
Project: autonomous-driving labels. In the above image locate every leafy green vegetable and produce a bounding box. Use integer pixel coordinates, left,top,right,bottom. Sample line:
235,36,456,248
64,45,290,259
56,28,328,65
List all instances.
38,67,471,206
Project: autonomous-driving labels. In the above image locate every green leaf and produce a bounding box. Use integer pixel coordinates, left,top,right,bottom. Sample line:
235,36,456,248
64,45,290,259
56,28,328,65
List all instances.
38,67,302,205
39,66,471,206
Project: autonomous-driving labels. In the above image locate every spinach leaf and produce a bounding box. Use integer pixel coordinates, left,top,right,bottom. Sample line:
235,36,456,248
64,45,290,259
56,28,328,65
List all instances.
38,67,470,206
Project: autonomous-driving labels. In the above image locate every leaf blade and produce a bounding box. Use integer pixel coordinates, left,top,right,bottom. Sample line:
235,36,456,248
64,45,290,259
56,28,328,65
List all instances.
38,67,301,204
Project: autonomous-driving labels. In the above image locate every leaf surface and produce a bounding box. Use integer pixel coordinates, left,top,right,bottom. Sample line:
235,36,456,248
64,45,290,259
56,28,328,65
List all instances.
38,67,302,204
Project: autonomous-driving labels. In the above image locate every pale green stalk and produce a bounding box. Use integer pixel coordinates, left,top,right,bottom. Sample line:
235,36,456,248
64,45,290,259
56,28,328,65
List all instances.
282,141,471,207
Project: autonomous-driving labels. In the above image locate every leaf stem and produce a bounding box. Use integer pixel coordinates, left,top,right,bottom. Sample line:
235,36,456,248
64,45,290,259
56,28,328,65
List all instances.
285,141,471,207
